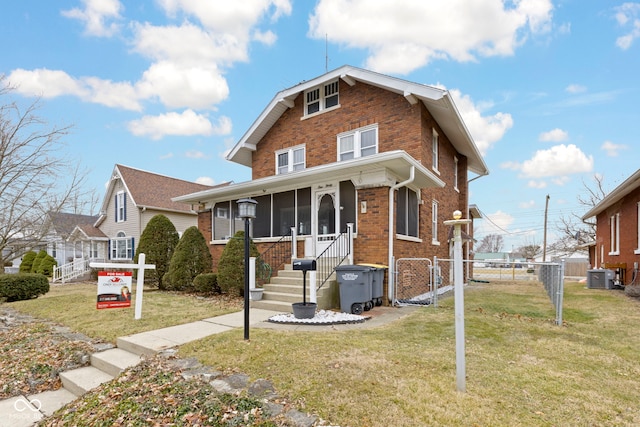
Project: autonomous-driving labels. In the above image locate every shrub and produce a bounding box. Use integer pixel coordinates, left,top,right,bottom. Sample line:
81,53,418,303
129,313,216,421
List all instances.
30,250,48,273
135,214,179,290
217,231,259,297
0,273,49,301
193,273,220,294
35,254,57,277
19,251,37,273
164,226,212,292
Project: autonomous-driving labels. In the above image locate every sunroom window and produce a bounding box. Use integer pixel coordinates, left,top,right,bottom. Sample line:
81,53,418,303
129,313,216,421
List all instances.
305,80,339,116
338,125,378,161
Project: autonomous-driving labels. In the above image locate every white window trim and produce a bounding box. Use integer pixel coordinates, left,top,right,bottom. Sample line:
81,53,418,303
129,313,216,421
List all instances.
453,156,459,192
609,213,620,255
337,124,379,161
111,235,133,260
276,145,306,175
303,79,340,118
636,202,640,254
432,199,439,245
432,129,439,173
116,191,126,223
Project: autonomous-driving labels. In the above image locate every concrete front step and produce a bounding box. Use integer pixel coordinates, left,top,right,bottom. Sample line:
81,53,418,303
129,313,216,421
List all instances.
91,348,143,378
59,366,114,397
250,299,294,313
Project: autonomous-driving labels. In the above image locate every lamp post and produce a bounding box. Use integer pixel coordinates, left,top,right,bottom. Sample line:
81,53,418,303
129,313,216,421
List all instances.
237,198,257,341
444,210,471,392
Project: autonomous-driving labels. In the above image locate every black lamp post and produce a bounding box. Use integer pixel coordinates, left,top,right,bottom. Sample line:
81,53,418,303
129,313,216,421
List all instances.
237,198,257,340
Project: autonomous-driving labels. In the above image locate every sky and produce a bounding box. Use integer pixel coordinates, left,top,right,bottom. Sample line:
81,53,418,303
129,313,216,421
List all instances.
2,0,639,252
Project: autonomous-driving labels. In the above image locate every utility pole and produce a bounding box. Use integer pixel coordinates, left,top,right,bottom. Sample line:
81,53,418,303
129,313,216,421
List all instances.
543,194,550,262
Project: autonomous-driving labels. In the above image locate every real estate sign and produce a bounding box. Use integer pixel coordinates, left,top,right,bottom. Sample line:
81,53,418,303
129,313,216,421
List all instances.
97,271,132,309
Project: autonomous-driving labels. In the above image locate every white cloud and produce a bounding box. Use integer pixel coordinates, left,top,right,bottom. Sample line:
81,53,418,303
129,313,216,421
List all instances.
601,140,628,157
519,200,536,209
527,180,547,189
195,176,216,185
615,3,640,50
127,110,232,140
309,0,554,74
446,89,513,155
539,128,568,142
253,29,277,45
516,144,593,180
62,0,123,37
477,210,515,235
565,84,586,94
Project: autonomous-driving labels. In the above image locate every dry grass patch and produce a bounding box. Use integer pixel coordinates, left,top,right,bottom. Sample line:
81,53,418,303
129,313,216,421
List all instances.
180,281,640,426
9,282,243,343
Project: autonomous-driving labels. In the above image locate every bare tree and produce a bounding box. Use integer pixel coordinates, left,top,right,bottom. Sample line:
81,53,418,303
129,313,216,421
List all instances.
476,234,504,253
554,174,607,255
0,78,89,267
517,241,541,260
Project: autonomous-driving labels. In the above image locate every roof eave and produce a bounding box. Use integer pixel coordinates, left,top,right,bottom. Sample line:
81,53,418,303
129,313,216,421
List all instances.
581,168,640,220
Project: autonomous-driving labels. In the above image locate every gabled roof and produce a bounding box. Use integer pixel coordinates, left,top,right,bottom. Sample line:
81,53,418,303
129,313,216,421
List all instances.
68,223,108,241
48,212,100,237
582,168,640,220
226,65,489,177
99,165,225,217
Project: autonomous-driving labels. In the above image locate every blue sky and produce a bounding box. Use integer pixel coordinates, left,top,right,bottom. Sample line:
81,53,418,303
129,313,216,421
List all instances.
2,0,639,252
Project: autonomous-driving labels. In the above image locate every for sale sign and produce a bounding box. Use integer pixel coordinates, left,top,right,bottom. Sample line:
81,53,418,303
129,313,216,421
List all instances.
97,271,132,309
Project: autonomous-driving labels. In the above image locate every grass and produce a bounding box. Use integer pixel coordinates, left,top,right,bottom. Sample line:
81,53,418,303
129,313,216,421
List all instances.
8,280,640,426
9,283,243,343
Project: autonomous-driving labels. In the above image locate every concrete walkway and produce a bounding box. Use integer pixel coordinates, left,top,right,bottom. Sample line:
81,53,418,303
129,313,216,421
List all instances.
1,305,416,427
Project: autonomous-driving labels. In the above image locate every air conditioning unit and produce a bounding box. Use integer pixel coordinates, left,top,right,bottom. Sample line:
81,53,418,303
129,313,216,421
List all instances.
587,269,614,289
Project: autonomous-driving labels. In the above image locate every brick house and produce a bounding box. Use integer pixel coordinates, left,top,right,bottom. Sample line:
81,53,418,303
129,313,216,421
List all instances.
175,65,488,309
581,168,640,287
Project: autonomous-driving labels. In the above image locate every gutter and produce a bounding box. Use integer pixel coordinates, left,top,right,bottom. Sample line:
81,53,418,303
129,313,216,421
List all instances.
388,166,415,305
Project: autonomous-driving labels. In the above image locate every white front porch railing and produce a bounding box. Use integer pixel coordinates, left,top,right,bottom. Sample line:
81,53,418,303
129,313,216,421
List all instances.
52,257,91,283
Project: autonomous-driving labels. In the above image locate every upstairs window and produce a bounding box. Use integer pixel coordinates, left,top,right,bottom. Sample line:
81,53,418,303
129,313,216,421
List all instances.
115,191,126,222
305,80,339,116
338,125,378,161
432,129,439,172
276,145,305,174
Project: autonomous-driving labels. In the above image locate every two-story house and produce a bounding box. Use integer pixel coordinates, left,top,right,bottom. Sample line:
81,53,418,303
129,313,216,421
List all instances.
581,168,640,287
56,164,219,282
174,65,488,308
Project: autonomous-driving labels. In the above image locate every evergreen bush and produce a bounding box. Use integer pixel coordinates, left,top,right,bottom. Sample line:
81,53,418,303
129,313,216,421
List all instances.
0,273,49,301
164,226,212,292
135,214,179,290
217,231,259,297
35,254,57,277
19,251,37,273
193,273,220,294
30,250,47,273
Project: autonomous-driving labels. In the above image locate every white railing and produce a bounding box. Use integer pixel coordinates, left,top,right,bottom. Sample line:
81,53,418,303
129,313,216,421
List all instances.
52,258,91,283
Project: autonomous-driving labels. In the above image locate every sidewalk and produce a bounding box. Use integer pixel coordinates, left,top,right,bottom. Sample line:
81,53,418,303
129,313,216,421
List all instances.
1,305,416,426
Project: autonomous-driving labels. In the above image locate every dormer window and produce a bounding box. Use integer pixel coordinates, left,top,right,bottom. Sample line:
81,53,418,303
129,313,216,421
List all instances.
305,80,339,116
276,145,306,174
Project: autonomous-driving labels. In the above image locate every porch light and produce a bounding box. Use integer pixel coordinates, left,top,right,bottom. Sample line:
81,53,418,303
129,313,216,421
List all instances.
237,198,257,341
237,198,257,219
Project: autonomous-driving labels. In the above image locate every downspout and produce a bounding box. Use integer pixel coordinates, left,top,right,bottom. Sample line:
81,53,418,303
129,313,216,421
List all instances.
388,166,415,305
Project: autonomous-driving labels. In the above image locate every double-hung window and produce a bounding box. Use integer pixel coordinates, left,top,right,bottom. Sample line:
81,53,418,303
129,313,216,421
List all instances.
432,129,439,172
637,202,640,254
432,200,439,244
610,213,620,255
453,156,459,192
305,80,339,116
116,191,126,222
338,125,378,161
396,186,419,238
276,145,305,174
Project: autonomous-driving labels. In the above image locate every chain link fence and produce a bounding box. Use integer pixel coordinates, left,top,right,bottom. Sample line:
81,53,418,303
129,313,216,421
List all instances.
394,258,565,325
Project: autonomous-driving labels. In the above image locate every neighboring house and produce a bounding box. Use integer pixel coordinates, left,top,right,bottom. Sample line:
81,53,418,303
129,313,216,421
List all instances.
57,164,219,282
581,168,640,287
174,65,488,307
45,212,100,266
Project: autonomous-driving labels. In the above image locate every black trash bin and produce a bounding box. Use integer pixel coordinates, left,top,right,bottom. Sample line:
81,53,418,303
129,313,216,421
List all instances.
360,263,387,306
335,265,373,314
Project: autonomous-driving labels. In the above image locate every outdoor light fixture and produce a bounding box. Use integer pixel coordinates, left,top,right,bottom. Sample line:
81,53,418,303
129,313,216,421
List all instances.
453,209,462,220
237,198,257,340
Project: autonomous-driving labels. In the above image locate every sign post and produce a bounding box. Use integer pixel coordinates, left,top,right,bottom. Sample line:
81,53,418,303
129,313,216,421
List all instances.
91,253,156,320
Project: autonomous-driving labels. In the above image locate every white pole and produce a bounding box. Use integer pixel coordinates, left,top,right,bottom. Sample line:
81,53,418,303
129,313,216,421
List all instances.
444,212,471,393
134,253,146,320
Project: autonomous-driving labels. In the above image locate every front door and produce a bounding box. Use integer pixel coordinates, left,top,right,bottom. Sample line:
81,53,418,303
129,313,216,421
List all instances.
314,184,338,255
